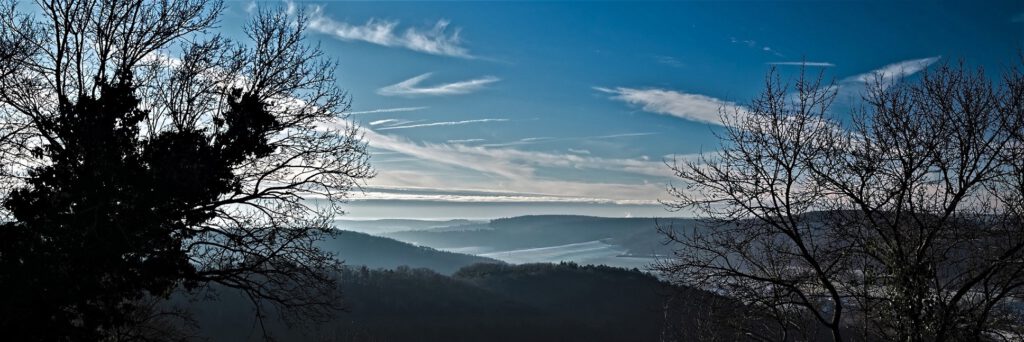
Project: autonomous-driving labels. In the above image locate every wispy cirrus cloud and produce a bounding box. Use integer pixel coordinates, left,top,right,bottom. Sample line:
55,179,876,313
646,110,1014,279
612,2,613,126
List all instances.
369,119,402,126
360,147,679,205
769,61,835,67
155,42,670,208
731,37,784,57
377,118,509,131
334,124,668,187
595,87,745,126
244,1,257,14
843,56,940,85
378,73,500,97
568,148,591,155
351,187,658,205
834,56,941,101
308,8,472,59
596,132,657,139
314,119,688,206
597,57,941,126
359,170,673,207
446,138,485,144
348,106,427,115
655,55,684,68
359,128,676,181
479,132,656,148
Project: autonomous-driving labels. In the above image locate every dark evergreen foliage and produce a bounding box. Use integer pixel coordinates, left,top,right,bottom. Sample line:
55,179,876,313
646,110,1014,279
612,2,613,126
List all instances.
0,1,373,339
0,77,283,339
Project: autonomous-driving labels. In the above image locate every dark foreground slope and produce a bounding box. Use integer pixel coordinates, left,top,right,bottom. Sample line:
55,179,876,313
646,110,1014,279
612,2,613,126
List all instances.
187,263,711,342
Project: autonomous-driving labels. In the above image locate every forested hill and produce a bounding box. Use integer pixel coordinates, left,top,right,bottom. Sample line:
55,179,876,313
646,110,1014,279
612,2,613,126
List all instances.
317,230,501,275
332,219,487,234
187,262,715,341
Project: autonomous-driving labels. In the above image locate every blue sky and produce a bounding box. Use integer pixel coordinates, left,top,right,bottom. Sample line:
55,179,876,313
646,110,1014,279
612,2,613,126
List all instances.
227,1,1022,219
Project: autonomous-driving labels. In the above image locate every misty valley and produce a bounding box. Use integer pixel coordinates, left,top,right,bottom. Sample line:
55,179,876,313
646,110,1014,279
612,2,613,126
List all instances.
342,215,684,268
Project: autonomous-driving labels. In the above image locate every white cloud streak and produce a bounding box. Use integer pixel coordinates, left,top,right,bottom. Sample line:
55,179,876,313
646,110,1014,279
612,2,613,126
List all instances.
597,57,941,126
568,148,591,155
731,37,785,57
595,132,657,139
834,56,941,101
355,127,676,181
769,61,836,67
377,118,509,131
351,190,659,205
479,132,656,148
367,170,670,206
378,73,500,97
446,138,486,144
314,118,695,205
595,87,746,126
308,10,472,58
843,56,941,85
347,106,427,115
369,119,401,126
655,55,684,68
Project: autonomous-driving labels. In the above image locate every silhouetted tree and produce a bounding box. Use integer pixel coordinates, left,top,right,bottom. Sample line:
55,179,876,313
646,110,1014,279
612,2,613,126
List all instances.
0,0,372,340
658,62,1024,341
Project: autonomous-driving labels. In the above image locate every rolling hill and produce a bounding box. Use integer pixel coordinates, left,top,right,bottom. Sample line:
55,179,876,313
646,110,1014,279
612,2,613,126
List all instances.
317,230,501,275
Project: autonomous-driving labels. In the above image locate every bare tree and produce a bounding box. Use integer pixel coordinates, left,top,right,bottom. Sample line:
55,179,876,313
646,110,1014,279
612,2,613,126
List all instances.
0,0,372,340
658,62,1024,341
